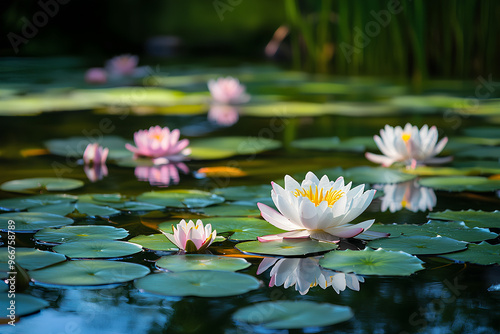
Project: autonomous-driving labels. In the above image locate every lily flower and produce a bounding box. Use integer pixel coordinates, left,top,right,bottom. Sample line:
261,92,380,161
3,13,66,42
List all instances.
365,123,452,168
257,172,378,243
125,126,190,164
377,180,436,213
208,76,250,104
257,257,364,295
105,54,150,79
134,162,189,187
83,143,109,165
84,67,107,84
208,105,239,126
162,219,217,253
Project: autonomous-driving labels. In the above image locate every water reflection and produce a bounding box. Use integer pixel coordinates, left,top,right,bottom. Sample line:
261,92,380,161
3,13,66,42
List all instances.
134,162,189,187
84,163,108,183
207,105,239,127
257,257,364,295
377,180,436,213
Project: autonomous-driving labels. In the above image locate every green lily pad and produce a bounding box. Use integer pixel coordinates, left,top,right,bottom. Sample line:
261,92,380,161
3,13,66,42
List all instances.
156,254,251,272
134,270,260,297
0,177,84,194
28,202,121,218
455,146,500,160
233,301,353,330
0,248,66,271
241,102,325,117
319,248,424,276
317,166,416,185
198,204,261,217
189,136,281,160
137,189,224,208
30,260,150,286
451,161,500,175
419,176,500,192
401,166,473,176
450,136,500,147
44,135,132,160
440,242,499,265
236,239,338,256
428,210,500,228
212,184,271,201
367,235,467,255
78,194,164,211
127,234,178,251
0,294,49,317
0,194,78,211
463,127,500,138
0,212,73,232
35,225,129,244
53,240,142,258
291,137,366,152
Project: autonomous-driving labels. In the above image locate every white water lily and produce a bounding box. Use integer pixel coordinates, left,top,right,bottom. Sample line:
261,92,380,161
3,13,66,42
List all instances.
257,257,364,295
365,123,452,168
162,219,216,253
377,180,436,213
257,172,378,243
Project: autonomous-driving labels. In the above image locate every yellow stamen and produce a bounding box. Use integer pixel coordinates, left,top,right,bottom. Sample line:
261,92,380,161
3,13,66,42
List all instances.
402,133,411,142
401,200,408,208
151,133,164,141
293,186,344,207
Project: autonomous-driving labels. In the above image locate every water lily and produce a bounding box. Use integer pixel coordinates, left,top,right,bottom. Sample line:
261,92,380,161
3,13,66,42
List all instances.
84,67,107,84
208,76,250,104
83,143,109,165
162,219,216,253
365,123,452,168
258,172,380,243
377,180,436,213
208,105,239,126
257,257,363,295
125,126,190,163
134,162,189,187
105,54,150,79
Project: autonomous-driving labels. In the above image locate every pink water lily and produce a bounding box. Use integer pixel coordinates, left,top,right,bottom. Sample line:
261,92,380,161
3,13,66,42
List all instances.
208,76,250,104
125,126,190,163
83,143,109,165
257,172,381,243
134,162,189,187
161,219,217,253
365,123,452,168
105,54,150,79
208,105,239,126
84,67,107,84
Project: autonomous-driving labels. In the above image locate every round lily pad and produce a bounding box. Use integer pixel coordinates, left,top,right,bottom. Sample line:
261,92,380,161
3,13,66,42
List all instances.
0,177,84,193
0,293,49,317
127,234,178,251
30,260,150,286
156,254,251,272
0,212,73,232
0,194,77,211
367,235,467,255
317,166,416,185
28,202,121,218
418,176,500,192
456,146,500,160
233,301,353,330
0,248,66,271
189,136,281,160
35,225,129,244
427,209,500,228
291,136,367,152
236,239,338,257
78,194,164,211
319,248,425,276
212,184,272,201
53,240,142,258
137,189,224,208
134,270,260,297
440,242,500,265
198,204,261,217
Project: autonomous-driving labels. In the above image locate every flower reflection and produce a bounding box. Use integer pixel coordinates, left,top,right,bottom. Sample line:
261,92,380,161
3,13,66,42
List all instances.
257,257,364,295
208,105,239,126
377,180,436,213
84,164,108,183
83,143,108,182
134,162,189,187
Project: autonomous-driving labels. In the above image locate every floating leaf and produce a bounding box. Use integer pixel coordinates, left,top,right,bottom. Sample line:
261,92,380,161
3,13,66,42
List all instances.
189,136,281,160
137,189,224,208
35,225,129,244
53,240,142,258
401,166,473,176
212,184,271,201
291,137,365,152
0,294,49,317
44,135,132,160
0,194,77,211
419,176,500,192
127,234,178,251
463,127,500,138
198,204,261,217
319,248,424,276
0,212,73,232
78,193,164,211
236,239,337,256
134,270,260,297
428,210,500,228
440,242,500,265
456,146,500,160
318,166,416,185
30,260,150,286
367,235,467,255
156,254,251,272
233,301,353,330
28,202,121,218
0,248,66,271
0,177,84,194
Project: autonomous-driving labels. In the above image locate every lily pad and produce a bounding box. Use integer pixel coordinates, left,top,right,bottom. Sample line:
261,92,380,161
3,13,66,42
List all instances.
440,242,500,265
319,248,424,276
189,136,281,160
44,135,131,160
127,234,178,251
318,166,416,185
455,146,500,160
0,177,84,194
30,260,150,286
53,240,142,258
0,248,66,271
0,294,49,317
428,210,500,228
0,194,78,211
0,212,73,232
367,235,467,255
35,225,129,244
291,137,366,152
28,202,121,218
418,176,500,192
232,301,353,330
134,270,260,297
198,204,261,217
78,194,164,211
236,239,338,256
156,254,251,272
137,189,224,208
212,184,272,201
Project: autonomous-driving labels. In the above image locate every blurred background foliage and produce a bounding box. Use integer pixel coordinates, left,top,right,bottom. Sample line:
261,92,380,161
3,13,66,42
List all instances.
1,0,499,80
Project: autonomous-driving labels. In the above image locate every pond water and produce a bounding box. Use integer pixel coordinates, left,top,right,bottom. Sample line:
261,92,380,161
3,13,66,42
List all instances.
0,62,499,333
